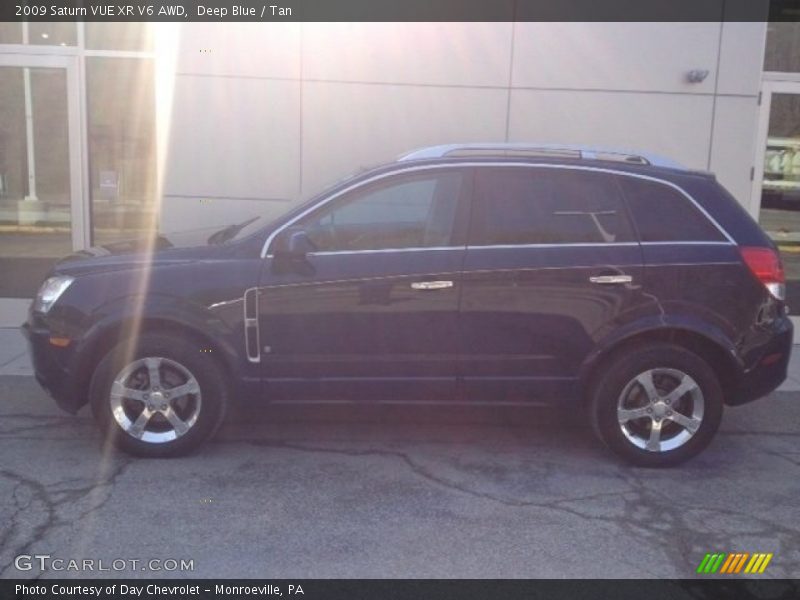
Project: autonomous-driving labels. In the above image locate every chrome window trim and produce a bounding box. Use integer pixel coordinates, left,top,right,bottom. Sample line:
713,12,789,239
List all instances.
639,241,734,246
261,165,470,258
260,162,735,258
465,242,640,250
461,261,741,277
305,246,464,257
274,241,734,257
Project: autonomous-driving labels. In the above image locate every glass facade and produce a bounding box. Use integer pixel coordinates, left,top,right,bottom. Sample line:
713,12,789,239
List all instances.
87,57,157,245
0,66,72,297
758,93,800,308
0,24,155,297
85,23,153,51
28,23,77,46
758,22,800,310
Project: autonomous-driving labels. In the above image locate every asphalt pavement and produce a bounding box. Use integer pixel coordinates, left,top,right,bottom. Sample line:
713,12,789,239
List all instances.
0,368,798,579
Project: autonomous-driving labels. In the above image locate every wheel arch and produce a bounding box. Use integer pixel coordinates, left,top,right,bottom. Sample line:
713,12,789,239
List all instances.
73,316,239,411
579,326,743,405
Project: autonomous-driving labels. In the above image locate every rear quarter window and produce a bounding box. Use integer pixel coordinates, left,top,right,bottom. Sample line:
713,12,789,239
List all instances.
618,176,726,243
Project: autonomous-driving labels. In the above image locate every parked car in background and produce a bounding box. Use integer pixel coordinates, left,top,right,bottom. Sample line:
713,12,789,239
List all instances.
762,137,800,205
23,143,793,466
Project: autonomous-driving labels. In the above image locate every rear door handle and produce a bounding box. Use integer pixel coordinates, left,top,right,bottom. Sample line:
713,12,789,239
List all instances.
410,280,454,291
589,275,633,285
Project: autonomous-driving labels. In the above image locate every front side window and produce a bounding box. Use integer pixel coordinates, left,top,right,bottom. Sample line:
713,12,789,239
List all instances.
296,170,464,252
469,167,634,246
619,177,726,243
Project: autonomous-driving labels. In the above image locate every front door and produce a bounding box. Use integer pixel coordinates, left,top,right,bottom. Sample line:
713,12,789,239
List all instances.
256,167,470,401
459,165,646,403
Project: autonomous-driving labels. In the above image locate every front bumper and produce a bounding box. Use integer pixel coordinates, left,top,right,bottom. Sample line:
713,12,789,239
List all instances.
727,317,794,406
21,320,84,414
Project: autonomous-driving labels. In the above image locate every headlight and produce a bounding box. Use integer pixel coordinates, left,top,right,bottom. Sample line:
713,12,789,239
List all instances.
34,275,74,314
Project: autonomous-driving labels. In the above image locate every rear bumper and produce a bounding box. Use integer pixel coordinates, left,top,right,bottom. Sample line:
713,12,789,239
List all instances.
21,321,83,414
727,317,793,406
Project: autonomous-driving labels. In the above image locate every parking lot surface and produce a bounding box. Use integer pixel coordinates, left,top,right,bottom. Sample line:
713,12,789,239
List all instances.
0,375,798,579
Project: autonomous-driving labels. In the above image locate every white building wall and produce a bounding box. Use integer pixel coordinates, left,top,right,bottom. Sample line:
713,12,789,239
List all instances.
156,20,767,232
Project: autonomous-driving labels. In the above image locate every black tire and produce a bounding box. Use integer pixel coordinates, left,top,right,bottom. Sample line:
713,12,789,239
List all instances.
89,333,228,458
589,343,724,467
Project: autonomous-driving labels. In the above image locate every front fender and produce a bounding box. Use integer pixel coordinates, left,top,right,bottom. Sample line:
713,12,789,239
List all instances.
71,292,244,397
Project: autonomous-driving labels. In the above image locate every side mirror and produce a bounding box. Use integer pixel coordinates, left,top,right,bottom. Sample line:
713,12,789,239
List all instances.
273,226,317,259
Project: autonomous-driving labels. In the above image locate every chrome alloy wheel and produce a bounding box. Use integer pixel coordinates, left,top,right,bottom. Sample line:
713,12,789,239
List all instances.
617,368,704,453
109,356,202,444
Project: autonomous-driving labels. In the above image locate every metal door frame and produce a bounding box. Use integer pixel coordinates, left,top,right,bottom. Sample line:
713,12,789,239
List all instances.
0,52,88,251
751,78,800,219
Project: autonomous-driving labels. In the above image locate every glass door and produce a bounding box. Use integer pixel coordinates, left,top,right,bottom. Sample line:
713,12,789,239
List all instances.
0,54,83,298
754,81,800,311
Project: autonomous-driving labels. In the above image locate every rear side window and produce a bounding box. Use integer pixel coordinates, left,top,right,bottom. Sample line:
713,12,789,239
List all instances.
469,167,634,246
619,177,726,242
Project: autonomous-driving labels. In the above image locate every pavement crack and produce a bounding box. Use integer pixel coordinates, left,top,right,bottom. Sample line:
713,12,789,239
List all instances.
237,437,800,577
240,438,635,519
0,469,59,578
0,457,133,577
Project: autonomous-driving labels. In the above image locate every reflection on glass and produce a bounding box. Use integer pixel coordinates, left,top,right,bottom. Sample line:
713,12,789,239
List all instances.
0,23,76,46
86,58,157,245
0,67,72,297
759,93,800,310
29,23,77,46
86,23,153,51
0,22,22,44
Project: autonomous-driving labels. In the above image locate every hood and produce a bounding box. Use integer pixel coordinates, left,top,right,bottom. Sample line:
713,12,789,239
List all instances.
53,226,238,276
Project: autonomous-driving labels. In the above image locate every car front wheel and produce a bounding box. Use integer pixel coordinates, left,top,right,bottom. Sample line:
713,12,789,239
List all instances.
89,333,228,457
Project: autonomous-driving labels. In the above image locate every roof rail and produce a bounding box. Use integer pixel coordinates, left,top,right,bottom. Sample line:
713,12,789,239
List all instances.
397,143,686,170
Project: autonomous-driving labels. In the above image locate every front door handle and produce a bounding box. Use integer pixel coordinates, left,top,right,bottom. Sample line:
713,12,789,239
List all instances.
589,275,633,285
410,280,454,291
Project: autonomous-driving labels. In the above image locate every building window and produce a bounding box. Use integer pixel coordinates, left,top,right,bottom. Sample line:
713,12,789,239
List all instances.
0,23,155,296
764,22,800,73
85,23,154,52
28,23,77,47
87,57,157,244
0,23,22,44
0,23,77,46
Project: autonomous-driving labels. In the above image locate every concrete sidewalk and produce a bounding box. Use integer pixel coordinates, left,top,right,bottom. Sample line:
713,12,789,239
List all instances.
2,326,800,391
0,327,32,377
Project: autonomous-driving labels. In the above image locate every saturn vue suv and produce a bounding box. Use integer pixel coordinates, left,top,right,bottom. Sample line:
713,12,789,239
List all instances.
23,144,793,466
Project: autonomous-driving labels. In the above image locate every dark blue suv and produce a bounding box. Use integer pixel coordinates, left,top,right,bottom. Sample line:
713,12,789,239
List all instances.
22,144,793,466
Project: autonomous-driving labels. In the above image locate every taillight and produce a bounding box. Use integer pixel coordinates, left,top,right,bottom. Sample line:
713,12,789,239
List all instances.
740,246,785,301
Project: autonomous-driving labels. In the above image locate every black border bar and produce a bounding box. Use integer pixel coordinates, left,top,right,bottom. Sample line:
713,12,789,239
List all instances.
4,579,800,600
1,0,799,22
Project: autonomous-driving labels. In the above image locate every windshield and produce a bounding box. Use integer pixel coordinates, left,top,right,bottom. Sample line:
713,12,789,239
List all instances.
207,216,262,244
217,165,382,244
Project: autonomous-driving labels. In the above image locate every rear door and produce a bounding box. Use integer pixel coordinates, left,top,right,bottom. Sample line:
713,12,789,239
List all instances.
459,165,646,402
617,175,747,335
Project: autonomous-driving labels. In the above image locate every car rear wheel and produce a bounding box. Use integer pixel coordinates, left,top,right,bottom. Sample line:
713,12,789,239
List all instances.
589,343,724,467
89,333,228,457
